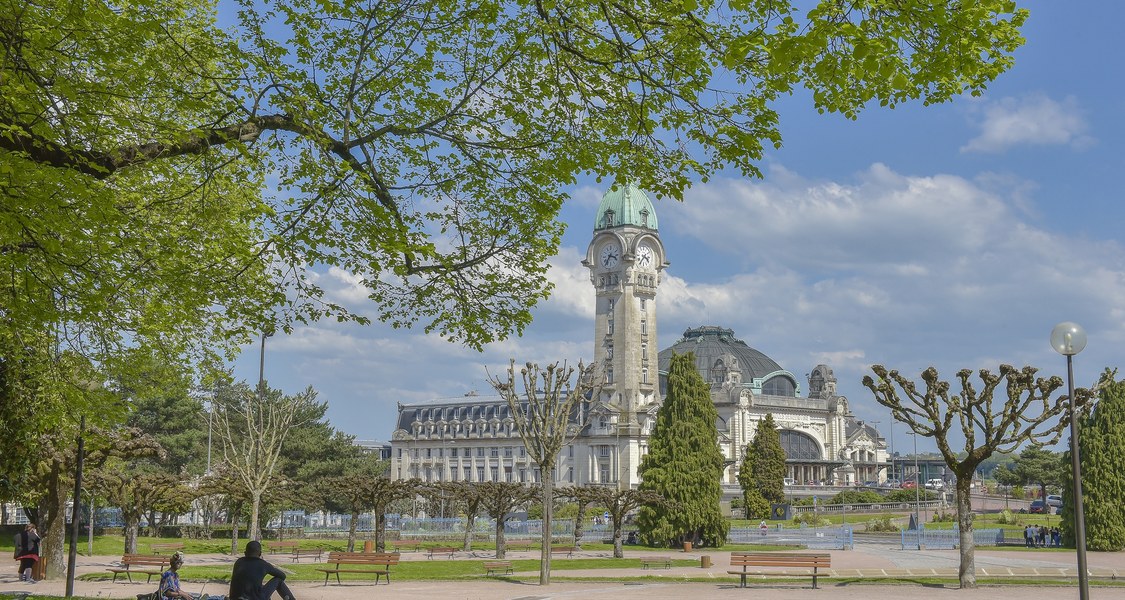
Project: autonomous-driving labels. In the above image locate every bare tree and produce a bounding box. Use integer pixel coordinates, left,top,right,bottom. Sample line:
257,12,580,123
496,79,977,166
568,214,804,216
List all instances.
864,364,1094,589
471,482,539,559
445,481,485,551
557,486,604,549
488,360,599,585
212,381,319,541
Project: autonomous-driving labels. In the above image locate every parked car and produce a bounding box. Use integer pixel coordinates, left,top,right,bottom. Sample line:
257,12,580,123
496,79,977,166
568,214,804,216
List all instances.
925,478,945,490
901,480,917,489
1029,500,1048,514
783,477,796,487
884,478,901,488
1046,494,1063,508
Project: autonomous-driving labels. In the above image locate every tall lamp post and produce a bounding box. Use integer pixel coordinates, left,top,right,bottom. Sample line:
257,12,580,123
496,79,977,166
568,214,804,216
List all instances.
912,430,921,542
1051,321,1088,600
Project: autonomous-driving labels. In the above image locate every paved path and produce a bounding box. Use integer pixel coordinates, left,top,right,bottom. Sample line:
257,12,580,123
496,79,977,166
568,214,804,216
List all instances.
2,543,1122,600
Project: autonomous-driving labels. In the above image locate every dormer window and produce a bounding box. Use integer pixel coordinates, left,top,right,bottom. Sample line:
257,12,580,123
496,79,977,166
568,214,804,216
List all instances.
640,208,649,227
604,209,616,227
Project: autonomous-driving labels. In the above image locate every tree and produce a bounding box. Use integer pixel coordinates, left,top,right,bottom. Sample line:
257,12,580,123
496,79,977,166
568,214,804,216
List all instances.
2,0,1033,372
367,478,423,552
738,413,786,519
211,380,320,541
556,486,605,550
471,482,538,559
992,447,1065,501
589,488,664,558
864,364,1092,589
446,481,486,552
1062,369,1125,551
637,353,727,548
488,360,598,584
319,456,389,552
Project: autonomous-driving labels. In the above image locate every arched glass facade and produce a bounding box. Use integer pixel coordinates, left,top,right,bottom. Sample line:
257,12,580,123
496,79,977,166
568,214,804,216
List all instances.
762,376,795,396
779,430,821,460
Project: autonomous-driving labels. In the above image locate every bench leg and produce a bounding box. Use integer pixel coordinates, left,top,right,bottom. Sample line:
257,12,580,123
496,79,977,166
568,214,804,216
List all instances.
812,569,818,590
322,572,329,586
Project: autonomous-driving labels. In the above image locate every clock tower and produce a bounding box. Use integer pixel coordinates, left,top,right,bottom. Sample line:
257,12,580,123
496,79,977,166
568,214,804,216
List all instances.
582,184,667,488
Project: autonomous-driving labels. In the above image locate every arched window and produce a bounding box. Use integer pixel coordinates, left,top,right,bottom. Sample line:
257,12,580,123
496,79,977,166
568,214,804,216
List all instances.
711,359,727,384
779,430,822,460
762,376,795,396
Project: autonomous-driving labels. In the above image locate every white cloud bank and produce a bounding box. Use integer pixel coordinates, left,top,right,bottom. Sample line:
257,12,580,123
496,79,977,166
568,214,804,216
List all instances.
961,94,1093,153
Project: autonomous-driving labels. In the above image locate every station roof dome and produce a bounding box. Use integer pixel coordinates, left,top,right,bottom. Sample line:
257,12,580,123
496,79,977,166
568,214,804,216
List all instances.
594,183,658,230
658,326,785,382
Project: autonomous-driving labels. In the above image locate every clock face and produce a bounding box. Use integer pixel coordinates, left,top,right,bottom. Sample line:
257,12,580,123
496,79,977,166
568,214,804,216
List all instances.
637,244,654,268
599,242,620,268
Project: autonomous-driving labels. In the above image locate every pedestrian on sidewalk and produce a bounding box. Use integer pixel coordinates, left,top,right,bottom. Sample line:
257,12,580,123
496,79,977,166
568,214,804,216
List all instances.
13,523,40,583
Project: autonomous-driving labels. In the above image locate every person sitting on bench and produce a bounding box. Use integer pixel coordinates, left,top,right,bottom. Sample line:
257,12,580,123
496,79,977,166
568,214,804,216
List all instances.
229,541,296,600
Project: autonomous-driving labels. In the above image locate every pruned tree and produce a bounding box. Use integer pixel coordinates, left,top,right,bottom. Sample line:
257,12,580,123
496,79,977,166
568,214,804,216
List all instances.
589,488,665,558
470,481,539,559
863,364,1094,589
637,353,728,548
367,477,423,552
488,360,599,584
318,457,388,552
557,486,605,550
446,481,486,552
211,379,320,541
89,468,184,553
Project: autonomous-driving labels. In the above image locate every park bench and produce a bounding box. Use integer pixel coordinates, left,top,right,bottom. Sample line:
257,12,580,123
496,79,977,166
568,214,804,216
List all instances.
427,546,457,559
392,540,422,552
640,556,672,569
482,560,513,576
316,551,400,585
726,552,832,589
291,547,323,562
265,541,299,554
550,546,575,558
107,554,169,583
149,542,185,554
506,541,533,552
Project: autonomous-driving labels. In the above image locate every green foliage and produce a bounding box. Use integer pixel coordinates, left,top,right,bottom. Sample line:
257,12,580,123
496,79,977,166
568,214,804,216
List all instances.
930,510,956,523
864,514,900,532
791,512,832,527
1063,369,1125,551
994,447,1065,499
737,413,786,519
637,353,728,548
883,489,938,503
995,509,1022,526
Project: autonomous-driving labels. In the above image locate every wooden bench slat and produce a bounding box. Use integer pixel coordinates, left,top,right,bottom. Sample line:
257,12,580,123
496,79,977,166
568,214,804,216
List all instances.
426,546,457,559
483,561,513,575
107,555,170,583
640,556,672,569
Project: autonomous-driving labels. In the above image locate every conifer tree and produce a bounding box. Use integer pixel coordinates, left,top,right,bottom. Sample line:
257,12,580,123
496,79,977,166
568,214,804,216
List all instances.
752,413,787,506
1062,369,1125,551
738,440,765,519
637,353,728,548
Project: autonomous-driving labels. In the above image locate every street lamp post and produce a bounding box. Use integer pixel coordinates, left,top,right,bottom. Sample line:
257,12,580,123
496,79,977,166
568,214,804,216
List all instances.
913,430,921,542
1051,321,1088,600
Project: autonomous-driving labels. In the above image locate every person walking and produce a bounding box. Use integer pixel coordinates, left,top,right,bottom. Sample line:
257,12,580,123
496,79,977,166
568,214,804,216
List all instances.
13,523,40,583
228,541,296,600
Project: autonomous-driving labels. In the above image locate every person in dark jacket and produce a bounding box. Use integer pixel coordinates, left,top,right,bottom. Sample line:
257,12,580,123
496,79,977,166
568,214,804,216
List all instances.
228,541,296,600
13,523,40,583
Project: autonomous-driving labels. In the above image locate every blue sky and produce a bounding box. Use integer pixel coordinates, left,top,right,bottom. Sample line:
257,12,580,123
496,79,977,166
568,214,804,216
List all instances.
232,1,1125,454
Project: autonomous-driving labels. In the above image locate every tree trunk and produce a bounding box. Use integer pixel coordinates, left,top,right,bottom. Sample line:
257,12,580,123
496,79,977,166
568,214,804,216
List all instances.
955,475,976,588
540,476,553,585
462,506,476,551
572,500,587,549
612,513,624,558
230,504,240,555
347,510,359,552
249,491,261,541
124,517,140,554
42,463,67,579
495,518,506,559
375,509,386,552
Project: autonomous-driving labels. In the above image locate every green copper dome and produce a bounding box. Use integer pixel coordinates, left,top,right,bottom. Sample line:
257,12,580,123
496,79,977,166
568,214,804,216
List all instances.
594,184,658,230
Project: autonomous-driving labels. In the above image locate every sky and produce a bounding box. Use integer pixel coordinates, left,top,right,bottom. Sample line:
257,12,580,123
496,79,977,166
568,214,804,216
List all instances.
231,1,1125,455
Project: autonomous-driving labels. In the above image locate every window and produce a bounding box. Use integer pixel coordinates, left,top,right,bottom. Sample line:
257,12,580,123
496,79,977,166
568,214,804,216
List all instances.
600,466,610,482
779,430,822,460
763,376,796,396
505,467,513,482
567,467,573,483
476,447,485,457
490,447,499,457
641,343,648,360
451,469,459,482
599,445,611,457
519,446,525,457
477,467,485,481
490,467,499,480
533,469,541,483
606,345,613,360
642,368,649,383
504,447,513,457
520,469,527,482
640,298,647,311
397,448,403,458
568,445,574,457
450,448,458,458
640,319,647,335
607,298,615,313
463,466,472,481
426,448,431,458
437,448,443,458
606,368,614,384
608,319,614,335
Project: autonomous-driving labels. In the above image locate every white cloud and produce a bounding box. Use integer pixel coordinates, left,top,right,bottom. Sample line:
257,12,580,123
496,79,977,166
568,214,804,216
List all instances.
961,94,1093,153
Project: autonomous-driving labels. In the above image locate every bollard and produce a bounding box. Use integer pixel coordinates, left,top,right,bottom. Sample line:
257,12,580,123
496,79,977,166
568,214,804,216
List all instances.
682,541,692,552
700,555,712,568
363,540,374,553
